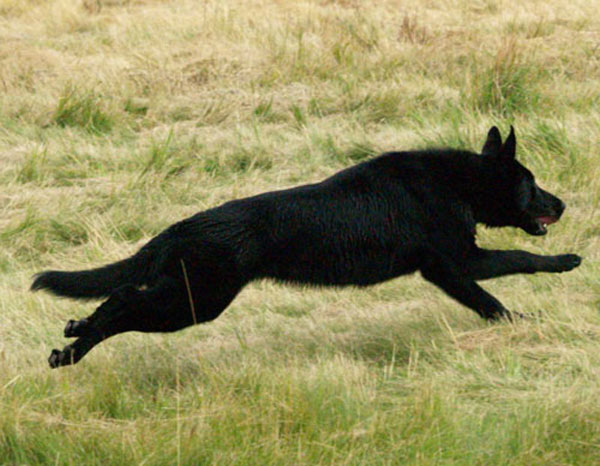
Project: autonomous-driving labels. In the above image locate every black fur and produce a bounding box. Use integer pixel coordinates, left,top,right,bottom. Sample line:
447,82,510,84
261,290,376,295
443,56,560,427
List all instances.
33,126,582,368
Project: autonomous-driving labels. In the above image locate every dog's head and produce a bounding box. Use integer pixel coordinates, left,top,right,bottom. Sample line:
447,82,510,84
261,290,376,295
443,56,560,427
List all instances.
478,126,565,236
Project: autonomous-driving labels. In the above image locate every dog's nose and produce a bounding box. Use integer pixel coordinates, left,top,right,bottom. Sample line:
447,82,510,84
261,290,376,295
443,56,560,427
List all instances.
556,199,566,216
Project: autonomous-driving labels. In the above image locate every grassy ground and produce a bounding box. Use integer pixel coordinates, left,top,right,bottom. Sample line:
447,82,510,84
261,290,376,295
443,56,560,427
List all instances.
1,0,599,464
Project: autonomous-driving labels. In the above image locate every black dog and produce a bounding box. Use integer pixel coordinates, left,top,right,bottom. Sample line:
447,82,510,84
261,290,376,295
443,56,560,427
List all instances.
32,126,582,368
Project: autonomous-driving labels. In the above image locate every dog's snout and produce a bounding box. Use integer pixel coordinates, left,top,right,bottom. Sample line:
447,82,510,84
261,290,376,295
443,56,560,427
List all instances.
556,199,566,216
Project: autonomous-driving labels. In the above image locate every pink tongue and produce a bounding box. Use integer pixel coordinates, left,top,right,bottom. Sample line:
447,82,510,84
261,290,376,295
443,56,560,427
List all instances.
537,216,558,226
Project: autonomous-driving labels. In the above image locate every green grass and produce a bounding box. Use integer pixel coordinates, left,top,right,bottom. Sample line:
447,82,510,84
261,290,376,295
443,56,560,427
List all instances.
53,85,117,135
1,0,599,464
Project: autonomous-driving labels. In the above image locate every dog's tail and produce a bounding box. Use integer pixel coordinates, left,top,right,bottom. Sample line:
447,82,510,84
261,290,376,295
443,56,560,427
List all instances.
31,248,154,300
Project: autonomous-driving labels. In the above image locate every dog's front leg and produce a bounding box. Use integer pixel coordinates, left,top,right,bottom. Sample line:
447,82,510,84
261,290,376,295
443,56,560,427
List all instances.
420,251,517,320
464,249,582,280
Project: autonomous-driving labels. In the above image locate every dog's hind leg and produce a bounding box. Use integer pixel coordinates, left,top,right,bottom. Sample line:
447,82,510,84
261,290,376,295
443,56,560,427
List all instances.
420,251,512,320
49,274,242,368
464,249,582,280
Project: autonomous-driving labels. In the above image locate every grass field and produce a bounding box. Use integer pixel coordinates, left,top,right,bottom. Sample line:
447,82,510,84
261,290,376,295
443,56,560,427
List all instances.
1,0,600,464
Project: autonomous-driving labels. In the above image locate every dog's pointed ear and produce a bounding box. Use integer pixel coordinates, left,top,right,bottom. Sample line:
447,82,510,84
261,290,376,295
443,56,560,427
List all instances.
500,125,517,159
482,126,502,156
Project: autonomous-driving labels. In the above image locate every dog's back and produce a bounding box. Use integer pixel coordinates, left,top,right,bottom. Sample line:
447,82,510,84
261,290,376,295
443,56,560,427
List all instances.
241,153,446,286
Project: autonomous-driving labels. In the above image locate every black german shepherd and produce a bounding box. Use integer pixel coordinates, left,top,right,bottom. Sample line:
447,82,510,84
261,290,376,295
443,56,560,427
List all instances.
33,126,582,368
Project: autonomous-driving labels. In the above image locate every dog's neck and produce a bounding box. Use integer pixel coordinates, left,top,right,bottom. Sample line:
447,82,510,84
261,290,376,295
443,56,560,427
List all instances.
426,152,507,226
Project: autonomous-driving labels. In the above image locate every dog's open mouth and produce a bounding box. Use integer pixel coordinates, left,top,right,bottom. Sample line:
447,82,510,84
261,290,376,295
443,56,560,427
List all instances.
535,215,559,234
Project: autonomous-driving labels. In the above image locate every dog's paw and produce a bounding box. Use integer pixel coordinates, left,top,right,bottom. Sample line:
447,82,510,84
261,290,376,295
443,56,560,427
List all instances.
552,254,582,272
48,346,76,368
64,319,89,338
